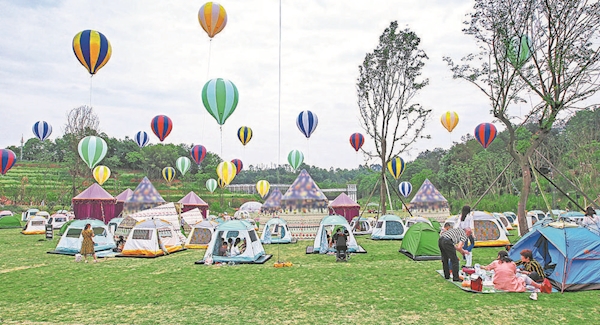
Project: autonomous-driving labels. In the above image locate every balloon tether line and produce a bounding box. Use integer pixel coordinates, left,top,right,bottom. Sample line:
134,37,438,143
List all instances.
89,75,93,108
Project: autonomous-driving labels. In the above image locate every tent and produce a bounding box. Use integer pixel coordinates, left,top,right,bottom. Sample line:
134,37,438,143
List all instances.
399,222,441,261
349,216,373,235
72,183,117,222
260,188,283,214
196,220,272,264
405,216,433,229
493,212,513,231
0,212,21,229
115,202,183,241
281,169,329,212
508,223,600,292
49,219,115,255
181,208,205,235
107,217,124,240
185,220,218,249
408,179,450,221
371,214,406,240
21,216,47,235
21,208,39,221
178,191,209,217
122,177,166,217
239,201,262,212
260,217,293,244
491,212,510,236
307,215,366,254
114,188,133,218
461,211,510,247
328,193,360,222
119,218,185,258
429,218,442,233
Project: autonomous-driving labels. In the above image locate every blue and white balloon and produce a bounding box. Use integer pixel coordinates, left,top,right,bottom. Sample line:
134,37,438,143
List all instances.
296,110,318,138
135,131,149,148
399,182,412,198
32,121,52,141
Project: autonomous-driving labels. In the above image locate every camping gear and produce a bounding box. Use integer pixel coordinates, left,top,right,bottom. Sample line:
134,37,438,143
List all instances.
119,218,185,258
239,201,262,212
0,212,21,229
306,215,366,254
260,217,294,244
328,193,360,222
114,188,133,218
180,208,204,235
460,211,511,247
49,219,115,255
371,214,405,240
21,208,39,221
399,222,441,261
47,214,68,230
185,220,218,249
470,275,483,292
349,216,373,235
405,217,432,229
21,216,47,235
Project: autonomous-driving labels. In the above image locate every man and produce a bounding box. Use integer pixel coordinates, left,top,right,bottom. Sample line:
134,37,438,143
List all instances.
515,249,545,282
333,228,348,261
438,223,471,282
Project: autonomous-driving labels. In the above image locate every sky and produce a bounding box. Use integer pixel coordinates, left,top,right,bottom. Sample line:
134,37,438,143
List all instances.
0,0,513,170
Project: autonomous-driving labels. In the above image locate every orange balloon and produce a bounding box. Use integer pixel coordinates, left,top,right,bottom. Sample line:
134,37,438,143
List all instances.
441,111,459,132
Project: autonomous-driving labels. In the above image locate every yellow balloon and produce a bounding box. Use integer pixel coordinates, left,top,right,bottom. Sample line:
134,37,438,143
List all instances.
256,180,270,198
217,178,227,188
441,111,459,132
93,165,111,185
216,161,236,186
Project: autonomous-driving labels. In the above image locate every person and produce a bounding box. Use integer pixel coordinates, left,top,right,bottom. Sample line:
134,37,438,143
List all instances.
239,238,247,253
326,230,332,247
218,241,229,256
458,205,475,267
582,206,600,229
80,223,97,263
114,235,126,252
483,250,552,300
333,228,348,261
438,223,471,282
230,238,241,257
515,249,545,282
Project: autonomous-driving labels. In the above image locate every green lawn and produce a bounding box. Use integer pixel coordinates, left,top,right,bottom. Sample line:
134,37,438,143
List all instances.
0,229,597,324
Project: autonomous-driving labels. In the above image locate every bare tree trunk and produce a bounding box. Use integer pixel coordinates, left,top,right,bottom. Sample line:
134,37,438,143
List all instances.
517,159,532,236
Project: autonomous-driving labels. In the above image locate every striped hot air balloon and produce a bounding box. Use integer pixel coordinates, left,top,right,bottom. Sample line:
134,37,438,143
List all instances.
216,161,236,186
0,149,17,175
176,157,191,176
349,133,364,152
288,150,304,171
92,165,111,186
78,136,107,169
256,180,270,198
72,30,112,75
202,78,239,126
190,145,207,166
231,159,243,174
387,157,405,180
206,178,217,193
441,111,459,133
135,131,149,148
474,123,497,149
32,121,52,141
399,182,412,198
237,126,252,146
217,177,227,188
507,35,533,68
198,2,228,38
296,110,318,138
162,167,176,183
151,115,172,142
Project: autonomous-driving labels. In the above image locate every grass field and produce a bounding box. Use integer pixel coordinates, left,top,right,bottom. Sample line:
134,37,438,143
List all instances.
0,228,598,325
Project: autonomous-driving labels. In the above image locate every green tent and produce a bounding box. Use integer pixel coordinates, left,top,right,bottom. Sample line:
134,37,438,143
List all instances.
59,220,75,236
399,222,441,261
0,215,22,228
429,219,441,233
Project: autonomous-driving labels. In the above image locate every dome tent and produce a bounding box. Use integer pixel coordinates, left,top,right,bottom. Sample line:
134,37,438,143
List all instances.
48,219,115,256
306,215,367,254
260,217,294,244
21,216,47,235
399,222,441,261
118,218,185,258
185,220,218,249
371,214,406,240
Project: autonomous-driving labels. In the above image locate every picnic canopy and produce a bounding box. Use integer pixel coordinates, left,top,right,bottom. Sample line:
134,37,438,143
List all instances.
114,188,133,218
72,183,117,222
281,169,328,212
122,177,166,217
329,193,360,222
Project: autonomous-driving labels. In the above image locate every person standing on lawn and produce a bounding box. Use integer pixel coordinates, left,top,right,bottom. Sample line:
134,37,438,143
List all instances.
80,223,98,263
438,223,471,281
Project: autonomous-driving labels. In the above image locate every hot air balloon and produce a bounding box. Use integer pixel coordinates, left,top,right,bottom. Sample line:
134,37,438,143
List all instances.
190,145,207,166
206,178,217,193
93,165,111,185
474,123,497,149
151,115,173,142
441,111,459,132
256,180,270,198
32,121,52,141
216,161,236,186
72,30,112,75
237,126,252,146
387,157,405,180
0,149,17,175
201,78,239,126
296,110,318,138
288,150,304,171
507,35,532,68
231,159,243,174
198,2,228,39
399,182,412,198
135,131,149,148
370,164,382,172
78,136,107,169
217,177,227,188
162,167,176,183
349,133,364,152
176,157,191,176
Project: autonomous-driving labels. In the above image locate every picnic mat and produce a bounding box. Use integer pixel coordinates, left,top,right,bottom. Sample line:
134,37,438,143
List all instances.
436,270,506,293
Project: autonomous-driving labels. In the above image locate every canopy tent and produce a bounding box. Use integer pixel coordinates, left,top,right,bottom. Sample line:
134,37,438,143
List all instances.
408,179,450,221
260,188,282,214
371,214,405,240
196,220,272,264
115,203,183,242
260,217,294,244
114,188,133,218
509,223,600,292
122,177,166,217
399,222,441,261
0,213,21,228
178,191,209,217
307,215,366,254
185,220,218,249
21,216,47,235
119,218,185,258
459,211,510,247
72,183,116,223
281,169,329,213
349,216,373,235
239,201,262,212
49,219,115,255
328,192,360,222
181,208,205,235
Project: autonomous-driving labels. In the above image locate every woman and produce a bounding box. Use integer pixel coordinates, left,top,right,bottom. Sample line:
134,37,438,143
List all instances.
483,250,551,300
458,206,474,267
80,223,98,263
582,207,600,229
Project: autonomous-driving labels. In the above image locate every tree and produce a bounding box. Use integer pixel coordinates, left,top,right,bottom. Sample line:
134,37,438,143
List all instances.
445,0,600,235
356,21,432,214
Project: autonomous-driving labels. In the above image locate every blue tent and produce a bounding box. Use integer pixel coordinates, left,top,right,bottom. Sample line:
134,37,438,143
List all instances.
508,224,600,292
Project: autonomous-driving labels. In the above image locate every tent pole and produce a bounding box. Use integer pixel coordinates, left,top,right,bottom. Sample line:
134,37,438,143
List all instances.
529,157,553,213
359,179,380,218
385,176,413,217
532,166,585,212
472,158,514,210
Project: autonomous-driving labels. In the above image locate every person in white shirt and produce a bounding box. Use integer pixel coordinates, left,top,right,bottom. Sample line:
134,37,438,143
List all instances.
458,205,475,267
582,207,600,230
230,238,241,257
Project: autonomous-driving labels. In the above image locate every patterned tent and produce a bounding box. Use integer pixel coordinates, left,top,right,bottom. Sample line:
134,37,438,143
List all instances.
260,188,282,214
408,179,449,221
114,188,133,218
329,193,360,222
281,169,328,212
72,183,117,222
122,177,166,217
178,191,209,217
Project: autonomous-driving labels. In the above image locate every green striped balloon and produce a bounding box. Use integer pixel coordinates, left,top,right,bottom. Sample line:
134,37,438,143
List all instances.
201,78,239,126
287,150,304,171
78,136,107,169
176,157,191,176
206,178,217,193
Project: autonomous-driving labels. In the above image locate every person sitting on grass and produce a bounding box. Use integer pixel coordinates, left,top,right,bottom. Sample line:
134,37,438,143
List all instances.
515,249,545,283
218,241,229,256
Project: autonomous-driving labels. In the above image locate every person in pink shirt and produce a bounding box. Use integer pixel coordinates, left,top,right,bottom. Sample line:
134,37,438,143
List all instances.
483,250,552,300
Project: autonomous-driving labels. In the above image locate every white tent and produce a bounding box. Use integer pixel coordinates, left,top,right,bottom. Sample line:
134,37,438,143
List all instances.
239,201,262,212
371,214,406,240
116,203,184,242
311,215,364,254
185,220,218,249
120,219,185,258
493,212,513,231
349,216,373,235
51,219,115,255
21,216,47,235
181,208,204,235
107,217,124,240
456,211,510,247
260,217,293,244
198,220,271,264
405,216,432,229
